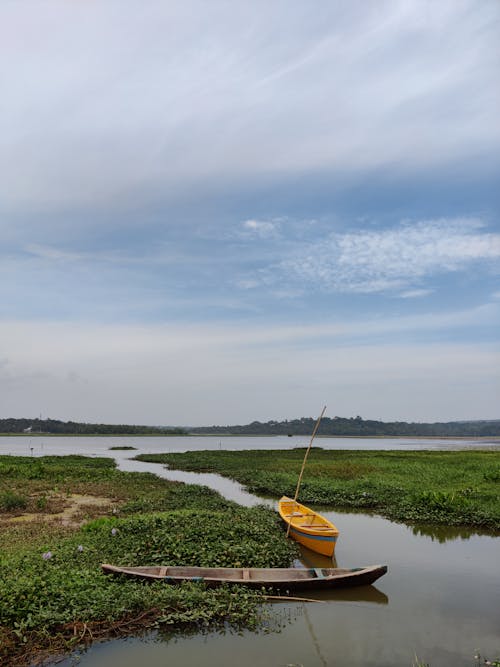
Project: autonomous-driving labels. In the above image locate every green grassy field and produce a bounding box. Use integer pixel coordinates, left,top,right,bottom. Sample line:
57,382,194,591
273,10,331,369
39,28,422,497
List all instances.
0,455,297,666
136,448,500,529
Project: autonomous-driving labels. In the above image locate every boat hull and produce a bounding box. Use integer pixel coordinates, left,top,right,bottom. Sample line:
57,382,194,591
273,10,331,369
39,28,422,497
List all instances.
101,563,387,590
287,524,338,557
278,496,339,557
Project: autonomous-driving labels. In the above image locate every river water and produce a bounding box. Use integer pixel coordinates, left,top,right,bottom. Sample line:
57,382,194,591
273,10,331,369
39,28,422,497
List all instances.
2,436,499,666
1,434,499,459
60,512,499,667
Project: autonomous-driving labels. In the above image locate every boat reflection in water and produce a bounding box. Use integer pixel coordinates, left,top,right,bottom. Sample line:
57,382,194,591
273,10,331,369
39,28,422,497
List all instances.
293,544,388,604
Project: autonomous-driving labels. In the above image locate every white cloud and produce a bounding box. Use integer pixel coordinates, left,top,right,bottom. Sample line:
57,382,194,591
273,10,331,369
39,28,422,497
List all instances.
24,244,87,262
236,279,260,290
0,1,498,218
398,289,433,299
276,218,500,293
241,219,280,239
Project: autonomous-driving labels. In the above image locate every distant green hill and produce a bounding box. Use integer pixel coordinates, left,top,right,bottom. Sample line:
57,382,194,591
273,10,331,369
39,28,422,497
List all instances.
189,416,500,437
1,416,499,437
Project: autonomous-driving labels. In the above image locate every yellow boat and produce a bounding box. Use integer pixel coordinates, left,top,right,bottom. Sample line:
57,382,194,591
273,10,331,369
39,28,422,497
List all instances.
278,496,339,557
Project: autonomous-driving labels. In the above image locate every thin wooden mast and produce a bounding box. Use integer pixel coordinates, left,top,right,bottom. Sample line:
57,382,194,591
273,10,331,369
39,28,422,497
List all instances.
287,405,326,536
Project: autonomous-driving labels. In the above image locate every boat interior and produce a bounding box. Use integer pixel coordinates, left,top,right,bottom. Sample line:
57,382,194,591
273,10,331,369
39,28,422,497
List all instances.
115,566,357,580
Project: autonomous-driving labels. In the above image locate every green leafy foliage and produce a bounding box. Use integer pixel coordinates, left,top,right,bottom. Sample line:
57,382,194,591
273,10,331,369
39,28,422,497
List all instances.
0,455,298,665
0,508,295,663
0,455,233,525
137,448,500,529
0,490,27,511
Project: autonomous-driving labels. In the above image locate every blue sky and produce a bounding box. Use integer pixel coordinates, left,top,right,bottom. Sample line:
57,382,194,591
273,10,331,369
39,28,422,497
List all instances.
0,0,499,425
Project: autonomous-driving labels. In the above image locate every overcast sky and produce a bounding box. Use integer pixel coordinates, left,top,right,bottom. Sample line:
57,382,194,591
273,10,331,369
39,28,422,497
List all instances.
1,0,499,426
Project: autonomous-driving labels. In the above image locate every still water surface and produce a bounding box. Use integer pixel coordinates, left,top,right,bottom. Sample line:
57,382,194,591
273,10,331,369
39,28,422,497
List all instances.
1,434,498,459
57,507,499,667
60,519,500,667
2,436,498,666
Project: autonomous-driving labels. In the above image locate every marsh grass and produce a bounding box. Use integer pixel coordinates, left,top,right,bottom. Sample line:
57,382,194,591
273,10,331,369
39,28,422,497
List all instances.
0,455,298,666
136,448,500,529
0,490,27,512
108,445,137,450
0,455,233,529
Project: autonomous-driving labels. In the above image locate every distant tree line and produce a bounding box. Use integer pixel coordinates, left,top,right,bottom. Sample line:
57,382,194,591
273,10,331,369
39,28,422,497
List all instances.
189,416,500,437
2,416,499,437
0,418,187,436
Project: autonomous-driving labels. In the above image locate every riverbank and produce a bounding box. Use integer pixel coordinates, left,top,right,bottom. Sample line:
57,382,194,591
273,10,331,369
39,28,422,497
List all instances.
136,449,500,530
0,455,297,666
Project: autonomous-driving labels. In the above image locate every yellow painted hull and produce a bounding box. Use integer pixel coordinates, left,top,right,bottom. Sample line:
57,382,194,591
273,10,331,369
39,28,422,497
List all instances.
278,496,339,558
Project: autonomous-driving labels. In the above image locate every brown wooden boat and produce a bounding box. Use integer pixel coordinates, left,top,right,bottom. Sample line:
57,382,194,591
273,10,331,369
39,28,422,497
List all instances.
101,563,387,590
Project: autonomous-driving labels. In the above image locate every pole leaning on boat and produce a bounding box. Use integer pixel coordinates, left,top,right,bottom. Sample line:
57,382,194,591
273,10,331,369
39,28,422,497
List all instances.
287,405,327,537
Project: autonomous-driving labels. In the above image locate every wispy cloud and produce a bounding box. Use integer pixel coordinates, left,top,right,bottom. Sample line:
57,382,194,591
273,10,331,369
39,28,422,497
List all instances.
24,244,88,262
273,218,500,294
398,289,434,299
0,1,498,221
240,219,281,239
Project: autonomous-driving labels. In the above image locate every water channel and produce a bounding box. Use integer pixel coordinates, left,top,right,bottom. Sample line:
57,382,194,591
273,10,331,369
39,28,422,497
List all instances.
1,436,499,666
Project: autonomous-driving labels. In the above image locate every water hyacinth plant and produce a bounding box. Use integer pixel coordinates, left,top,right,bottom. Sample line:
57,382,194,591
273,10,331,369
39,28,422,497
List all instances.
0,454,299,666
137,449,500,529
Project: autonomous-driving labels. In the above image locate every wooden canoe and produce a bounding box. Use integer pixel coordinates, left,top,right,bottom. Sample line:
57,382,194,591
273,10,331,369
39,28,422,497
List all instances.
278,496,339,557
101,563,387,590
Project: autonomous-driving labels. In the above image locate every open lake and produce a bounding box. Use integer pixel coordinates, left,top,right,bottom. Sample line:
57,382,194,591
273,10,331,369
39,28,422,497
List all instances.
2,436,498,666
1,433,499,459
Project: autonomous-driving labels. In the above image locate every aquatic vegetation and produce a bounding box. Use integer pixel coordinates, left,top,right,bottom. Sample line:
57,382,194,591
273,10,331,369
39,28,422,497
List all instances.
473,651,500,667
137,449,500,530
0,455,298,666
0,509,296,665
108,445,137,450
419,652,500,667
0,455,233,534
